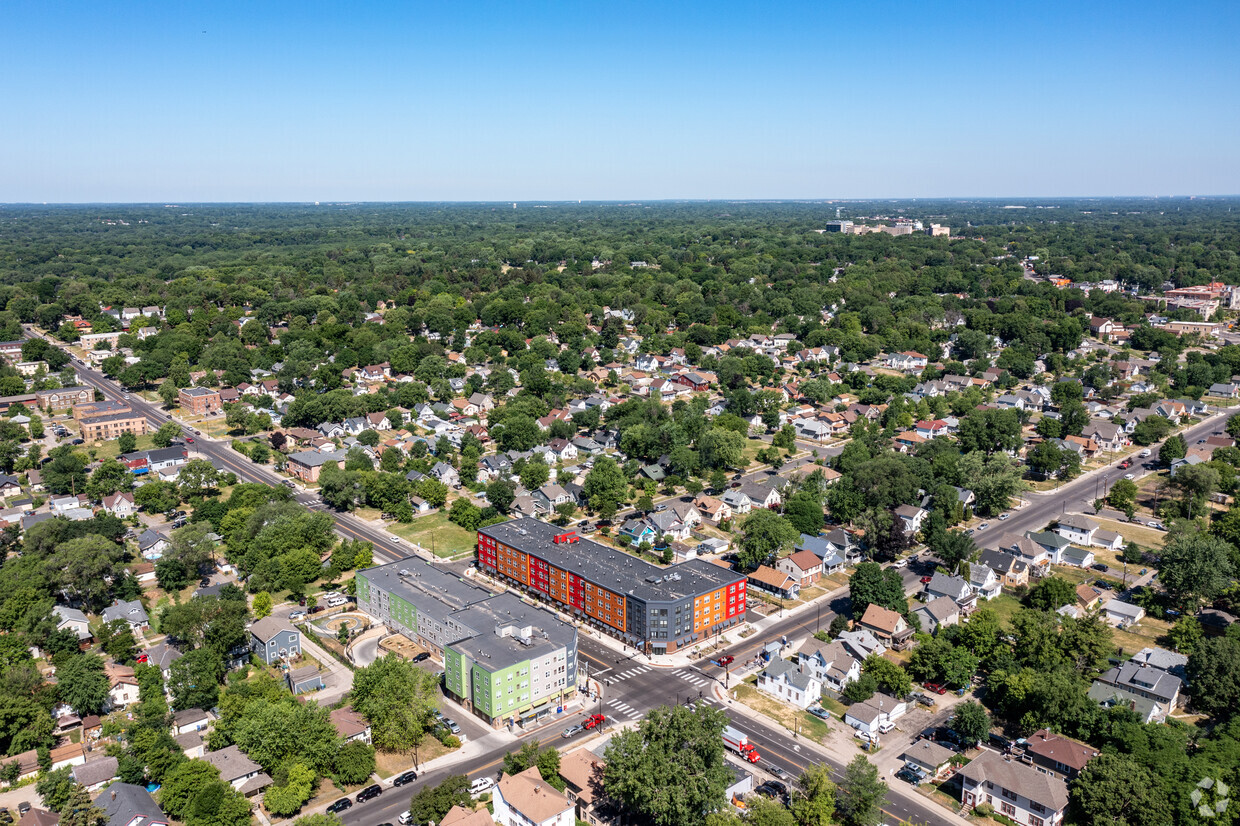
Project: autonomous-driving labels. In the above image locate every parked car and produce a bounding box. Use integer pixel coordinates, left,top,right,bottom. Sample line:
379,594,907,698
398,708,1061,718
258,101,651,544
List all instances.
289,611,306,620
582,713,606,729
412,652,430,663
895,766,925,785
977,522,989,531
561,723,584,739
755,780,788,800
920,575,932,584
1140,449,1152,458
443,718,461,734
1092,563,1109,572
808,706,831,720
925,682,947,695
469,777,495,797
998,513,1009,521
1124,473,1135,480
326,799,352,814
356,784,382,803
392,770,418,787
915,693,937,708
989,732,1013,751
398,811,415,825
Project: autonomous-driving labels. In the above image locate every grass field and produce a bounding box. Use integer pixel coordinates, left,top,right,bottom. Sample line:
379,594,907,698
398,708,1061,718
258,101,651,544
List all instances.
387,511,477,558
732,682,832,742
90,433,157,459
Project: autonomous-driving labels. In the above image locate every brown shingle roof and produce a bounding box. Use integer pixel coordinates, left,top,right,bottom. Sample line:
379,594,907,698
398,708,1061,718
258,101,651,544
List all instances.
859,603,904,635
1023,729,1099,773
497,766,573,823
330,706,370,739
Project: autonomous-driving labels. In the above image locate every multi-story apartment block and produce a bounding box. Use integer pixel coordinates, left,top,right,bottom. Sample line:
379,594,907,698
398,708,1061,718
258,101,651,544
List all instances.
476,518,746,655
355,558,577,728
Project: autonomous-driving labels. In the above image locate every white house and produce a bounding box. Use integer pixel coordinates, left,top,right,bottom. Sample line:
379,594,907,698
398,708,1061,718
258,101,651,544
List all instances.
1055,514,1099,546
843,694,907,736
757,658,823,710
796,638,861,694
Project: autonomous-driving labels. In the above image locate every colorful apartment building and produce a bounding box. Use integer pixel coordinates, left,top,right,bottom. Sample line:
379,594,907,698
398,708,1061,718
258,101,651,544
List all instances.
476,518,747,655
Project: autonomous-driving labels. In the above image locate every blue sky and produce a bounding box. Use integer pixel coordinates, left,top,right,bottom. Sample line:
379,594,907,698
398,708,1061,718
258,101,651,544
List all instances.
2,1,1237,201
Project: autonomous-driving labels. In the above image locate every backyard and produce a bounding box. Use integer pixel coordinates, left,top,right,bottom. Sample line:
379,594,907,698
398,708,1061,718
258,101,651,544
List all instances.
386,511,478,558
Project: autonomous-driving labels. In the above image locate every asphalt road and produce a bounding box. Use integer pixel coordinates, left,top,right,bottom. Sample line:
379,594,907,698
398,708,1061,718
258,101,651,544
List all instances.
976,406,1239,551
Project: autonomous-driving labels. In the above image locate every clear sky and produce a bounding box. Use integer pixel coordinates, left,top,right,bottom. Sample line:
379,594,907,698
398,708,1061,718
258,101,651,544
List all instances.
3,1,1238,202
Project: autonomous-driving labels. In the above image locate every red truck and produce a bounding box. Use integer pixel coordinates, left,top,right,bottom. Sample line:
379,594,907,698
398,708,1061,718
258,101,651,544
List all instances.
723,726,761,763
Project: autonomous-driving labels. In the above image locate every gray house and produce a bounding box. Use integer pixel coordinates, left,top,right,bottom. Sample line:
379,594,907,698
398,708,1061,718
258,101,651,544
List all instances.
101,783,169,826
101,600,150,633
248,617,300,665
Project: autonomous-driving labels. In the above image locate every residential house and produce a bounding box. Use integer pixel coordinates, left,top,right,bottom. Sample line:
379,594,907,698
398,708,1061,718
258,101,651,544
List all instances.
202,744,272,796
100,783,170,826
1089,661,1180,722
794,534,847,574
694,494,732,524
757,658,823,710
843,694,907,736
101,491,136,517
887,351,929,372
557,749,608,826
71,756,119,792
135,529,169,560
776,550,823,587
966,563,1002,601
747,566,800,600
1083,421,1126,453
170,708,212,736
1102,599,1146,628
739,480,782,510
493,765,575,826
977,549,1029,588
330,706,372,744
546,438,578,463
104,663,140,711
248,617,301,665
913,596,960,636
1022,729,1098,781
532,484,572,515
101,600,149,634
900,740,956,780
430,461,460,487
1130,646,1189,680
1055,514,1099,546
894,504,928,536
857,604,913,650
958,750,1069,826
53,605,92,641
141,642,182,678
440,807,493,826
796,637,862,694
924,573,975,608
720,490,752,516
17,810,59,826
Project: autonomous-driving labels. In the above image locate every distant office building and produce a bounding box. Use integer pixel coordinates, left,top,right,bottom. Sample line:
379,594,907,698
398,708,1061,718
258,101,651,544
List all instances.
824,221,853,233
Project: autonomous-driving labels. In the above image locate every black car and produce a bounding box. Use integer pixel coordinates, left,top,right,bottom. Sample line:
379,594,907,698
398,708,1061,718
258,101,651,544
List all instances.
0,808,13,824
392,770,418,787
895,766,925,785
356,784,382,803
412,652,430,663
755,781,788,800
326,798,352,814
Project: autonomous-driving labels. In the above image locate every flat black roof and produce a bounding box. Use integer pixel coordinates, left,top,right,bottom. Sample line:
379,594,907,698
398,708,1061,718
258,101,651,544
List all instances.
480,517,742,604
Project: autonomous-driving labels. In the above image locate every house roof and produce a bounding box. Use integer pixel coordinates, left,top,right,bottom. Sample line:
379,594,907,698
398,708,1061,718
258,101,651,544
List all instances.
171,708,210,726
330,706,370,739
900,739,955,769
557,748,605,804
249,616,297,642
748,565,796,591
783,549,821,573
16,809,58,826
1058,513,1099,532
958,750,1069,812
1023,729,1099,773
917,596,960,624
440,806,495,826
763,657,818,692
202,744,262,783
71,755,118,788
100,783,167,826
859,603,904,634
497,766,573,823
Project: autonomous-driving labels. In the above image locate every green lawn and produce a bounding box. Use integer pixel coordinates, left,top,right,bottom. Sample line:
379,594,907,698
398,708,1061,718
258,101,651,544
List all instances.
981,593,1025,628
90,433,157,459
386,511,477,558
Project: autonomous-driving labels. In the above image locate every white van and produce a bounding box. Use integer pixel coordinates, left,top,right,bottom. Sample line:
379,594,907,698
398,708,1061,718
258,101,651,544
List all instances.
398,811,414,825
469,776,495,797
326,596,349,608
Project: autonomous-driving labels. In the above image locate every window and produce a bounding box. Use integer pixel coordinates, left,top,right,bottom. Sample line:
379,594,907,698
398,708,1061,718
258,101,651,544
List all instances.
1000,802,1016,817
1029,817,1044,826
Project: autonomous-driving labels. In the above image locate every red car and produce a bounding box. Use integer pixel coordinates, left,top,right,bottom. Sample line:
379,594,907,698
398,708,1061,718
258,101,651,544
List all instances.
920,576,932,584
583,714,606,729
186,437,195,443
925,682,947,695
717,655,735,667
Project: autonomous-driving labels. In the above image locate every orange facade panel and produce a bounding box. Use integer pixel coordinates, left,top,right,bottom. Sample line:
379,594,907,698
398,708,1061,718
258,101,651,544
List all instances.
693,585,729,633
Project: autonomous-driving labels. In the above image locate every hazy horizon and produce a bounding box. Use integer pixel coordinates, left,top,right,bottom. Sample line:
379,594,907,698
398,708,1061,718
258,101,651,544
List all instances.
3,1,1237,202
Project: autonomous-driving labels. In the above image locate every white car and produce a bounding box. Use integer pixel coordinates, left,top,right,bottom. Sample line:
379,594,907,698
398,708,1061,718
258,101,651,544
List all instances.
998,513,1009,521
469,777,496,797
1124,473,1135,480
1139,449,1152,458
